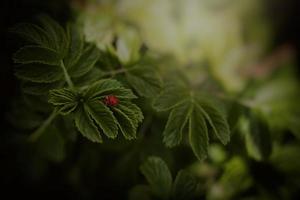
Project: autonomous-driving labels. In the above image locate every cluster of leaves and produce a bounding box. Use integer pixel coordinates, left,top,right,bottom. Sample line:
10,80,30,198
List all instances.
153,82,230,161
10,15,144,143
11,15,99,90
6,2,300,199
130,156,198,200
49,79,143,142
10,14,233,162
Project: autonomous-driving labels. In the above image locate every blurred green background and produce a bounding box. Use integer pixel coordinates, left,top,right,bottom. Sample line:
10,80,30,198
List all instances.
1,0,300,199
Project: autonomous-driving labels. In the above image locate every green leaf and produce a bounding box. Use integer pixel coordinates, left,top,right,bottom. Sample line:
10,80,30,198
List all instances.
163,101,191,147
10,23,51,47
189,105,209,161
64,23,84,68
49,88,79,115
74,105,102,143
119,101,143,124
101,88,137,99
73,68,104,87
197,101,230,145
126,64,162,97
37,15,68,56
15,63,63,83
153,85,189,111
84,79,122,100
155,90,231,160
86,100,118,139
112,106,136,140
69,44,100,77
86,81,137,100
21,81,62,95
13,45,61,65
57,103,78,115
49,88,78,105
140,156,172,200
243,113,272,161
172,170,198,200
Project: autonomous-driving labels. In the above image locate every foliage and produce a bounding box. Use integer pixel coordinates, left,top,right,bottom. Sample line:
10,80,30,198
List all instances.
6,1,300,199
130,156,198,200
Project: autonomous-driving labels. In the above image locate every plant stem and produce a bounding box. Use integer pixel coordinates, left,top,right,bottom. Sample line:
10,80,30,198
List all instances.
60,60,74,89
28,110,57,142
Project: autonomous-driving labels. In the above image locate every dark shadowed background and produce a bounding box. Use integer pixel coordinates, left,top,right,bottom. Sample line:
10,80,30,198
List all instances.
1,0,300,199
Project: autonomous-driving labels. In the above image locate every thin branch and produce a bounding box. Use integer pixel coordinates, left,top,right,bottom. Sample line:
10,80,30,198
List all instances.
60,60,75,89
28,110,58,142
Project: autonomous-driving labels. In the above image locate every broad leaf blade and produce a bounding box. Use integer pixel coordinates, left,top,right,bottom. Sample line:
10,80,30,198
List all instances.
198,101,230,145
57,102,78,115
126,64,162,97
244,113,272,161
112,106,137,140
49,88,78,105
37,15,68,56
86,100,118,139
15,63,63,83
163,101,191,147
21,81,62,95
74,105,102,143
140,156,172,200
153,85,189,111
69,44,100,78
64,23,84,68
13,45,61,65
189,105,209,161
73,68,104,87
49,88,79,115
84,79,122,100
119,101,143,124
172,170,198,200
100,88,137,99
10,23,51,47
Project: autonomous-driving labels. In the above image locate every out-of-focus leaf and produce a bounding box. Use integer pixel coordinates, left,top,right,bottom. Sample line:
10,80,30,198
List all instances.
74,105,103,143
140,156,172,199
37,14,69,56
126,64,162,97
153,84,189,112
189,104,209,161
198,100,230,145
36,125,65,162
15,63,63,83
22,81,62,95
163,101,191,147
10,23,51,47
172,170,198,200
13,45,61,65
239,113,272,161
69,44,100,77
64,23,84,68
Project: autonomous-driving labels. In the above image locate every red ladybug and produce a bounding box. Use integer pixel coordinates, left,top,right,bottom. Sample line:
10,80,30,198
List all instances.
103,95,119,106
